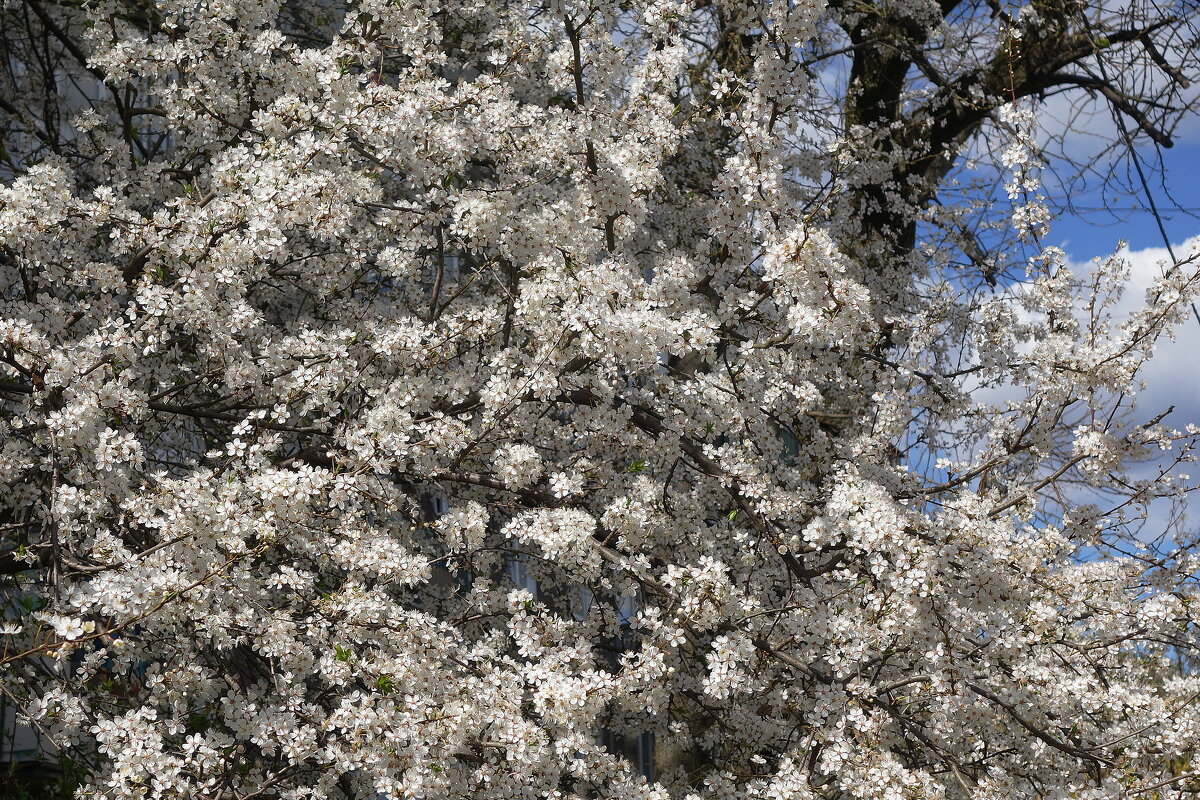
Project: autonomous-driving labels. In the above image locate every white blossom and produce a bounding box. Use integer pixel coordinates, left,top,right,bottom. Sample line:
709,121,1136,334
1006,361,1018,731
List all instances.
0,0,1199,798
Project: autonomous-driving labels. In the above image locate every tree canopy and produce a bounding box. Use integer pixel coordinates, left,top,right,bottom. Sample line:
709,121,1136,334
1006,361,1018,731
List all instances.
3,0,1200,798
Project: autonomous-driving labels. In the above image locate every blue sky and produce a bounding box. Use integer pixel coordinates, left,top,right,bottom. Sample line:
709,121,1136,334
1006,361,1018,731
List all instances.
1042,129,1200,541
1049,126,1200,421
1051,140,1200,259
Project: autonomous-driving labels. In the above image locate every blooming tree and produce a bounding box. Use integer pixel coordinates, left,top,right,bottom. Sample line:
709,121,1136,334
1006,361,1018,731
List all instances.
3,0,1200,797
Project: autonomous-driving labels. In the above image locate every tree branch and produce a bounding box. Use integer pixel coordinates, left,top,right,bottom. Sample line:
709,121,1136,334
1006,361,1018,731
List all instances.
1044,72,1173,147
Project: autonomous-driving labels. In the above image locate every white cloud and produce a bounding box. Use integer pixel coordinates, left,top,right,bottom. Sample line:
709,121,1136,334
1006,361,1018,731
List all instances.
1096,236,1200,425
1077,236,1200,541
957,236,1200,541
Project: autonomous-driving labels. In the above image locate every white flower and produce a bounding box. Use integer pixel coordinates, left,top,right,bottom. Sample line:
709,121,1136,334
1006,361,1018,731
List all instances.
495,443,545,489
548,471,583,498
34,614,95,641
